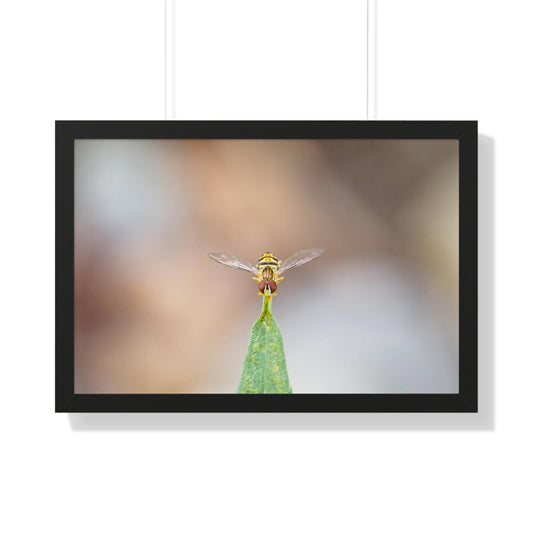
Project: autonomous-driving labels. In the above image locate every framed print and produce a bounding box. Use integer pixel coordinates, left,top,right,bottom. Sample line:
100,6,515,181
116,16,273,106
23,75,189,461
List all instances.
56,121,477,412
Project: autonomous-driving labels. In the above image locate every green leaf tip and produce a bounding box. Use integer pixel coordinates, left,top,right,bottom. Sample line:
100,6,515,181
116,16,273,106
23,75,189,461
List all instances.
237,295,293,394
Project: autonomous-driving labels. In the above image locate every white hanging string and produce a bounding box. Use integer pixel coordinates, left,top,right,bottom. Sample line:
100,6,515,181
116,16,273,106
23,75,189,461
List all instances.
367,0,377,120
164,0,175,119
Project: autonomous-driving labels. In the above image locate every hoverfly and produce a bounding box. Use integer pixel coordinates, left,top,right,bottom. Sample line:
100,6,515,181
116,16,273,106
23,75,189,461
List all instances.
208,249,325,295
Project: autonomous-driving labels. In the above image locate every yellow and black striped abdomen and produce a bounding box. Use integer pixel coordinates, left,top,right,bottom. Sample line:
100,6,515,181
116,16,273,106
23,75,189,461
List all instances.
256,252,281,275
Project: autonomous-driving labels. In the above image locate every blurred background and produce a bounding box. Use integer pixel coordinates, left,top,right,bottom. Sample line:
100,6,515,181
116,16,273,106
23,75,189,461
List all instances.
74,138,458,393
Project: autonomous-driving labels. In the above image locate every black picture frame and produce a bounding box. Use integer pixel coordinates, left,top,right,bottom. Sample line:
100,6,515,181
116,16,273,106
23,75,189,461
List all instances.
56,120,477,413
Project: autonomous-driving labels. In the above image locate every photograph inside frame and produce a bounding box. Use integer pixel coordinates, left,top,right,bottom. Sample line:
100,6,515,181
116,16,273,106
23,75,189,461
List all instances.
73,137,460,395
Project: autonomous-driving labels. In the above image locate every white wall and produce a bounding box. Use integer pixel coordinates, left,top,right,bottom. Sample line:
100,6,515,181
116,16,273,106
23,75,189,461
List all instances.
1,1,531,532
169,0,368,119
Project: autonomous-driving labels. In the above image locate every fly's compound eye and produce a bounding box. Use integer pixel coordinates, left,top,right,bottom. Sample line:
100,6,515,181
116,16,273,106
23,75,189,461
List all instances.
258,279,277,294
258,279,267,293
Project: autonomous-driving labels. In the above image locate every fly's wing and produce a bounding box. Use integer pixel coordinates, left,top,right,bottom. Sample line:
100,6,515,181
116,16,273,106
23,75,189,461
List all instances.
208,253,259,274
278,248,325,274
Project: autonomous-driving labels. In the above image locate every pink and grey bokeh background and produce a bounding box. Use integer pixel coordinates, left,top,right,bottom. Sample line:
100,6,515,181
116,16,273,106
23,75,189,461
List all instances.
74,139,458,393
